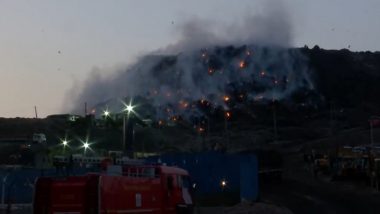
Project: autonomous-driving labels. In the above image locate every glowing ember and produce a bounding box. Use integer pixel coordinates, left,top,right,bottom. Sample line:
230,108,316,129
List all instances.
274,80,279,84
158,120,163,126
239,61,245,68
223,96,230,102
208,68,214,74
198,127,205,132
179,100,189,108
225,111,231,118
260,71,266,76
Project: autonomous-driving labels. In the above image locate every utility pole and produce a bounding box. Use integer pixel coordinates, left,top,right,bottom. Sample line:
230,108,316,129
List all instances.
34,106,38,118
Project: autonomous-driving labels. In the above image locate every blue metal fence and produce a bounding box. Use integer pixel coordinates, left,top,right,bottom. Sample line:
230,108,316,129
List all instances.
146,152,258,200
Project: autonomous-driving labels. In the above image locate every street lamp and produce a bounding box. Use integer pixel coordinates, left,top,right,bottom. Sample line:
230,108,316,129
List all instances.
83,142,90,150
103,110,110,117
124,104,134,114
84,142,89,149
61,139,69,154
82,141,91,155
121,100,137,157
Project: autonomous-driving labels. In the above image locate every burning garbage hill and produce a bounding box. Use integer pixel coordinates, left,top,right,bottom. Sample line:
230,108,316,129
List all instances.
73,45,319,121
85,45,380,122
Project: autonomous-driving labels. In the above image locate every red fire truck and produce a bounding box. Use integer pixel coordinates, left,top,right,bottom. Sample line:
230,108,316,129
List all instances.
33,165,194,214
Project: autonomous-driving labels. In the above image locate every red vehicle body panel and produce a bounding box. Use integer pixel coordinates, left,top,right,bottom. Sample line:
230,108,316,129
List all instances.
33,165,193,214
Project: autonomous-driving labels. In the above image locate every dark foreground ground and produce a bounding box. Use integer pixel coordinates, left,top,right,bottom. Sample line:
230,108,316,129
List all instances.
261,178,380,214
2,154,380,214
2,175,379,214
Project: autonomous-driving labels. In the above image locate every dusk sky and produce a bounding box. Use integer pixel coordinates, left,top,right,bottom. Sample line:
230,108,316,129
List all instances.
1,0,379,118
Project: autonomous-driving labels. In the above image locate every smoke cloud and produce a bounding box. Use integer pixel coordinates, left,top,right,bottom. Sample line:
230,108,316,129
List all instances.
64,0,314,119
162,0,293,53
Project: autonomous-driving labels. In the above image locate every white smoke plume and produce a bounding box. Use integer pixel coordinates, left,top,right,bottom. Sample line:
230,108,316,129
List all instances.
64,0,314,119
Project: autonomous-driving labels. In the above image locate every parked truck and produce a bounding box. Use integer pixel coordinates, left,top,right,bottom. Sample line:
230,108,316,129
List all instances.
33,164,194,214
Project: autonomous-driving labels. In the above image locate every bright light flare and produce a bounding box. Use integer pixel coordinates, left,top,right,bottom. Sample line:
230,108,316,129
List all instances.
225,111,231,119
103,110,110,117
121,100,136,115
220,179,227,188
62,140,68,146
83,142,90,149
126,105,134,113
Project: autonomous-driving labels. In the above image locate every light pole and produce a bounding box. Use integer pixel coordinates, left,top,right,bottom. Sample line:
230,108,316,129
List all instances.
62,139,68,155
83,141,90,156
122,102,135,157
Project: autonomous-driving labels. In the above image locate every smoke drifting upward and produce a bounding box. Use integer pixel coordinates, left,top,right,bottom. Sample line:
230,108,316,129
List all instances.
162,0,293,53
65,1,315,119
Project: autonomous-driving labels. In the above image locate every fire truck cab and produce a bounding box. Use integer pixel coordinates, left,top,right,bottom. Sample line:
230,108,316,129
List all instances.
33,165,193,214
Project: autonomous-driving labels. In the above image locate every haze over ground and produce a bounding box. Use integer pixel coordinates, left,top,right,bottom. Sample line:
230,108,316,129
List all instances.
0,0,379,117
